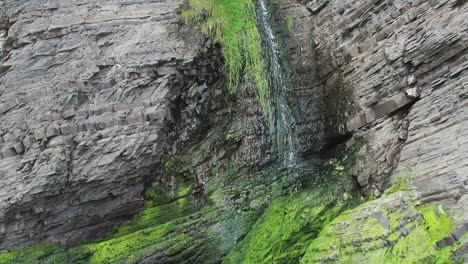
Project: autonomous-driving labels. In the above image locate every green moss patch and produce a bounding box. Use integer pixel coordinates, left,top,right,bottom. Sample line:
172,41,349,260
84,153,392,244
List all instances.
223,155,362,264
384,170,418,196
300,193,459,264
418,205,456,243
0,181,220,264
0,244,91,264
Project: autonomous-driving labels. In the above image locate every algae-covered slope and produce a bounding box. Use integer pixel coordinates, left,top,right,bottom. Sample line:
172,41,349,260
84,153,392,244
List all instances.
301,192,465,263
225,191,465,264
224,170,361,263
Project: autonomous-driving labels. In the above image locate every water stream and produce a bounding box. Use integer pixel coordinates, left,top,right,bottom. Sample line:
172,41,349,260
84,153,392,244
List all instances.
256,0,298,166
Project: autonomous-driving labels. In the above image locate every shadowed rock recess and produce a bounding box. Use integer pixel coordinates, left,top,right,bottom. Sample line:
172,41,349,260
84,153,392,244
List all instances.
0,0,466,263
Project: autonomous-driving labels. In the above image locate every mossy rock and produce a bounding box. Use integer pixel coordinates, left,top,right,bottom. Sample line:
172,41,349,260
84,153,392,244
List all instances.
300,192,460,264
223,170,361,264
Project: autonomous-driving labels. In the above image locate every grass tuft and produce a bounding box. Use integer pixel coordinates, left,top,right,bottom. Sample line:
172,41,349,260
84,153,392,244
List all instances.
182,0,271,113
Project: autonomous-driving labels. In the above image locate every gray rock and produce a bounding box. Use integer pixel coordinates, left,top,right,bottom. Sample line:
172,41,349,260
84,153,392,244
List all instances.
445,235,456,246
62,110,76,119
405,87,422,99
22,135,36,149
126,115,144,125
1,147,16,158
0,0,466,257
0,101,17,114
33,128,47,141
452,225,466,241
0,0,210,250
60,124,79,135
13,141,25,154
2,132,15,142
46,125,61,138
306,0,330,13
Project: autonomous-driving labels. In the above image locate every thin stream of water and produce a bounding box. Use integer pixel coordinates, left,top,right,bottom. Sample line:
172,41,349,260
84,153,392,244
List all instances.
256,0,298,165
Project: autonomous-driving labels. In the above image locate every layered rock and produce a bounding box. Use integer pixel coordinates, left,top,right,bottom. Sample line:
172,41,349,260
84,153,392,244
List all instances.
0,0,220,249
0,0,466,262
283,0,467,215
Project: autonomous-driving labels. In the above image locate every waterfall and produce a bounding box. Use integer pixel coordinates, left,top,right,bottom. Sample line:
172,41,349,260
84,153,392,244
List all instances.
256,0,298,165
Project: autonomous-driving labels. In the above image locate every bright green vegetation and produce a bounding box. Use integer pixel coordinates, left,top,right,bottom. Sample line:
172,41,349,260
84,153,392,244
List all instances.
182,0,270,113
300,192,460,264
285,14,295,32
108,188,197,239
1,130,463,264
0,243,90,264
384,170,418,195
0,183,220,264
417,205,456,244
85,207,220,264
223,178,360,263
223,147,363,263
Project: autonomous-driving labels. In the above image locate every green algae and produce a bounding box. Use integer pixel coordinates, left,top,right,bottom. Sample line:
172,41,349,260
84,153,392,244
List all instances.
223,187,360,264
300,192,459,264
85,207,220,264
0,180,218,264
223,144,364,264
384,170,418,196
0,243,91,264
418,205,456,243
285,14,295,33
0,207,221,264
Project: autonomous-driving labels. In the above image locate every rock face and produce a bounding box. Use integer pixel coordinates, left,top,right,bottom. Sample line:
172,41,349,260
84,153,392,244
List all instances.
0,0,467,262
284,0,467,217
0,0,219,249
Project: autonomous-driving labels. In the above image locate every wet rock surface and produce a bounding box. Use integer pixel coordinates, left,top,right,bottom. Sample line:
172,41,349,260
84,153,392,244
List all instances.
0,0,467,262
284,0,467,218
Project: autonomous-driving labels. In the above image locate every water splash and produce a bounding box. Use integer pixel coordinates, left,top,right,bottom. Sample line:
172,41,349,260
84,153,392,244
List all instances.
256,0,298,165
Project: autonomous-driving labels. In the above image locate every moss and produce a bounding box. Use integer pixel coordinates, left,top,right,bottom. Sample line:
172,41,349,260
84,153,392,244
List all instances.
0,180,217,264
223,188,360,264
0,244,62,264
182,0,270,113
82,206,222,264
285,14,294,33
0,207,222,264
300,193,459,264
0,243,91,264
384,170,418,196
417,205,456,243
223,150,362,263
0,128,369,264
112,196,197,239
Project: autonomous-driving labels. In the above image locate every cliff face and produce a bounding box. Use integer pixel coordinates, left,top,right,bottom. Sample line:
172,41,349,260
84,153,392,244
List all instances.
0,0,467,263
0,0,219,249
293,0,468,215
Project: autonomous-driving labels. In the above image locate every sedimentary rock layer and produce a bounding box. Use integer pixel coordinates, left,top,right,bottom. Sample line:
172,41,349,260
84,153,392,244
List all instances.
0,0,217,249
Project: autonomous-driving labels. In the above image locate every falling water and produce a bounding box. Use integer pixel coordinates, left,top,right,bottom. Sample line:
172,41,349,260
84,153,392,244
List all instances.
256,0,298,165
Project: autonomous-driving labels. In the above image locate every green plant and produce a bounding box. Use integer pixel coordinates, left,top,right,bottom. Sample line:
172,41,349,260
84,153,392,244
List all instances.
182,0,271,113
285,14,294,32
384,170,418,196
